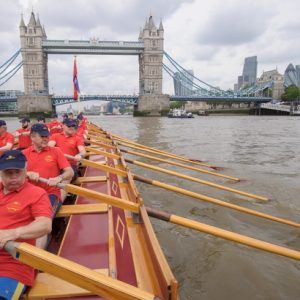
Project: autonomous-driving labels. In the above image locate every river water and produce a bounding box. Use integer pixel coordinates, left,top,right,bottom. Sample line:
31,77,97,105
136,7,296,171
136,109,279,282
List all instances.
5,115,300,299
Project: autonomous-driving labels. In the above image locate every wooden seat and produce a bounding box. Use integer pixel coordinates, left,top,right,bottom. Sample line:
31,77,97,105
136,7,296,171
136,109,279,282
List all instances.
74,175,107,184
56,204,108,217
27,269,109,299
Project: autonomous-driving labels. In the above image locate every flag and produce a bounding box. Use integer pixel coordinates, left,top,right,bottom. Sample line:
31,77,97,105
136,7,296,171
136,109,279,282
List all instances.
73,57,80,101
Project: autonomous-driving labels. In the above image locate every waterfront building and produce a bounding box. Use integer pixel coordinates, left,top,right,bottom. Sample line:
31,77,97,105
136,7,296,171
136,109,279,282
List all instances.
256,69,284,99
0,90,23,112
284,63,300,88
173,69,194,96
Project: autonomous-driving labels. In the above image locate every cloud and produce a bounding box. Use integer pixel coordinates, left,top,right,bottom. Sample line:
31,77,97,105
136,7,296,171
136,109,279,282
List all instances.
197,2,274,46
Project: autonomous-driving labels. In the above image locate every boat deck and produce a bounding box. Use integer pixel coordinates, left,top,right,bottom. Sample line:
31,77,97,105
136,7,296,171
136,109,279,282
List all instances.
27,143,178,299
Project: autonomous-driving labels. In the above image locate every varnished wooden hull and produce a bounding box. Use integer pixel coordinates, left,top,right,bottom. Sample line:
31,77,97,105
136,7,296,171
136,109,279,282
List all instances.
27,124,178,300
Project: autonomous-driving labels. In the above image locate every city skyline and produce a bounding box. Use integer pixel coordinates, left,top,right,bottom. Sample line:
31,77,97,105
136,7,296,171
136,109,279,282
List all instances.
0,0,299,95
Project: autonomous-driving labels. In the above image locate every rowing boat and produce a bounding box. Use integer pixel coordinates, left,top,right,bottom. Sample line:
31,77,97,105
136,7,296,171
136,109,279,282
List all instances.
24,122,178,299
5,120,300,299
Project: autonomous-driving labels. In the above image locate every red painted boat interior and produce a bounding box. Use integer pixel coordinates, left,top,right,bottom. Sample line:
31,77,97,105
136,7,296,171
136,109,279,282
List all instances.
52,155,108,299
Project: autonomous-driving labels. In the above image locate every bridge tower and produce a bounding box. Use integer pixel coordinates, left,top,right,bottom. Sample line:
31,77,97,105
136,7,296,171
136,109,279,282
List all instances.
18,12,53,115
137,16,169,115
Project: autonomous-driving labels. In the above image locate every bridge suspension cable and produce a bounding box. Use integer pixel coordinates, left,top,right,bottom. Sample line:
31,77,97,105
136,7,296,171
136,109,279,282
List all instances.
164,51,231,96
162,63,208,95
0,62,23,87
0,49,21,75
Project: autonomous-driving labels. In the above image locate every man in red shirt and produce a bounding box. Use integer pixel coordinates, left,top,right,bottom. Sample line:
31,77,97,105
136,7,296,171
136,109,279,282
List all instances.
14,118,32,150
23,123,73,248
0,120,14,157
0,150,52,298
76,113,88,139
23,123,74,205
47,113,62,135
49,118,86,179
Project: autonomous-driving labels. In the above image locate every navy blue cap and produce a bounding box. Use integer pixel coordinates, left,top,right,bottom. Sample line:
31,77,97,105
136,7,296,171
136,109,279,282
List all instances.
30,123,50,136
0,150,27,170
20,117,30,123
0,120,6,126
63,118,78,128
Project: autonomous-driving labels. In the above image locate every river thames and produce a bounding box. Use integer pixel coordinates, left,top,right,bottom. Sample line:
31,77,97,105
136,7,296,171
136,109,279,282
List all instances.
5,115,300,299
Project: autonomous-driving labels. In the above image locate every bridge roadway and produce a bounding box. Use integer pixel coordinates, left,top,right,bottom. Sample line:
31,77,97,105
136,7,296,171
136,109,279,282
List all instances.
0,94,272,107
42,40,144,55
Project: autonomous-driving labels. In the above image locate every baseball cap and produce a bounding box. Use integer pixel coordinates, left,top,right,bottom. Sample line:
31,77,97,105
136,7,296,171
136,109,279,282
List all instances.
0,150,27,170
20,117,30,123
0,120,6,126
63,118,78,128
30,123,50,136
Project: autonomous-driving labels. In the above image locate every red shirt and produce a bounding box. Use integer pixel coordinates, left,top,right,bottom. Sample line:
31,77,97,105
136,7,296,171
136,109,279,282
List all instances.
16,128,32,149
48,120,62,135
0,132,14,156
23,146,70,200
77,124,87,138
50,133,84,165
0,180,52,286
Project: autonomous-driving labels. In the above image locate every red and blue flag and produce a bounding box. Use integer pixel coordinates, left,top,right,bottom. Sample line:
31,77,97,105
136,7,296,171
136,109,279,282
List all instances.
73,57,80,101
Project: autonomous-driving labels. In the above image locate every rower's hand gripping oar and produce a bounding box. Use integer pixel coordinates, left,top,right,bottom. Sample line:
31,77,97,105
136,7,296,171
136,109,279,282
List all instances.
38,177,300,262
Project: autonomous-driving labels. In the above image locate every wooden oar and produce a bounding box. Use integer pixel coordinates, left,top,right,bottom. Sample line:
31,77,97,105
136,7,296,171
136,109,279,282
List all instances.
5,242,155,300
38,178,138,212
87,128,216,169
116,140,219,170
133,174,300,228
86,139,117,151
144,207,300,261
85,146,120,160
40,178,300,261
108,132,206,164
125,158,269,201
64,154,127,177
120,148,239,182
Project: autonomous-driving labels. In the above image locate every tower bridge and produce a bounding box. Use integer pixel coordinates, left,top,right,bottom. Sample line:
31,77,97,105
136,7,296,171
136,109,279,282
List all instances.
0,12,276,115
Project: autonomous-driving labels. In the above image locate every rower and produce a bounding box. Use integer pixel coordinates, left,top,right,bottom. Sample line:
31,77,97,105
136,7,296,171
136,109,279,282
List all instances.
76,113,88,139
47,113,62,135
0,150,52,298
23,123,74,207
14,117,32,150
48,118,86,180
0,120,14,157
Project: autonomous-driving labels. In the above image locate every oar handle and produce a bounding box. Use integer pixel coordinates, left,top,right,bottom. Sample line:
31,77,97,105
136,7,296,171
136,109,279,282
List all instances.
4,241,18,255
64,153,81,161
38,177,66,190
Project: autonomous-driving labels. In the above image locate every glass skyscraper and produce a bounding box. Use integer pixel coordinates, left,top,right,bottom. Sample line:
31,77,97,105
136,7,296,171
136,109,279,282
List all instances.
236,56,258,90
284,63,300,88
242,56,257,85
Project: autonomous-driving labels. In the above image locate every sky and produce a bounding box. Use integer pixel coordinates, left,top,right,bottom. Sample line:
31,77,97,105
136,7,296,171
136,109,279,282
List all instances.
0,0,300,97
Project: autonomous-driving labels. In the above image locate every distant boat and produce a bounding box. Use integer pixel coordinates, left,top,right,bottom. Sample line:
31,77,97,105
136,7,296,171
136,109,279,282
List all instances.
168,108,194,118
197,110,209,116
